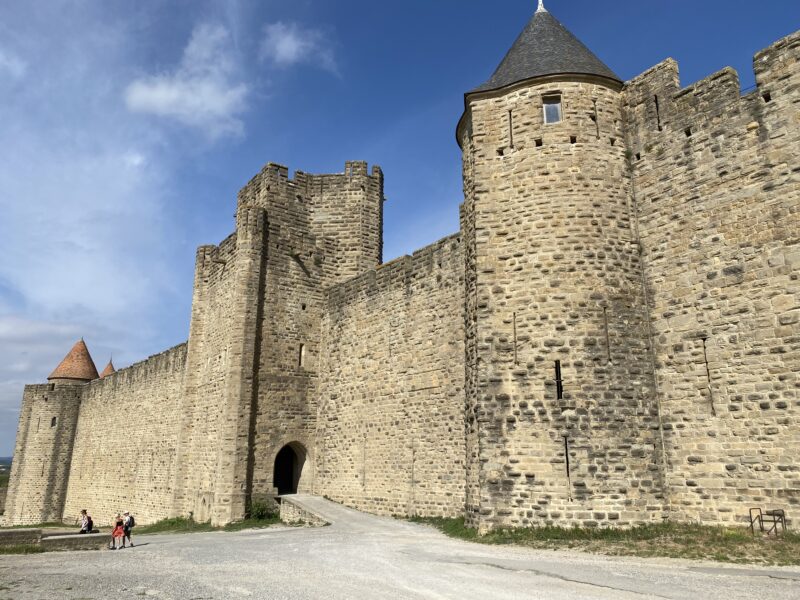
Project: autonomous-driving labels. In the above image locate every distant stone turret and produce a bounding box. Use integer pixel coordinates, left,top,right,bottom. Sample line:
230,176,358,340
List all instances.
99,358,116,379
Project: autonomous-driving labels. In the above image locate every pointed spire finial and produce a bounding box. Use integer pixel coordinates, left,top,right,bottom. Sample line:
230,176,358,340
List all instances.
537,0,547,13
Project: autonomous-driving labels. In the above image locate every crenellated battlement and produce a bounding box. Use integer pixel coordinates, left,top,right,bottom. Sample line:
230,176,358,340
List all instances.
624,30,799,164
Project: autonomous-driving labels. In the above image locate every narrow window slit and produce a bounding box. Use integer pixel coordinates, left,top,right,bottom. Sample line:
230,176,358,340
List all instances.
512,312,518,365
50,416,57,428
298,344,306,368
603,307,611,364
635,152,641,161
508,110,514,149
563,436,573,501
554,360,563,400
610,137,616,146
654,95,663,131
685,127,692,138
592,99,600,139
701,338,715,416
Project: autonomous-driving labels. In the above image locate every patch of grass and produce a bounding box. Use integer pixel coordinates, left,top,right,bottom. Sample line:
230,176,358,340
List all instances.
411,517,800,566
0,544,45,555
136,510,281,535
223,515,281,532
135,517,216,535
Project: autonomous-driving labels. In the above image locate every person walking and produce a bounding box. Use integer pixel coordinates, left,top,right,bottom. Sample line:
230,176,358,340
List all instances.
110,513,125,549
78,509,93,534
122,511,135,547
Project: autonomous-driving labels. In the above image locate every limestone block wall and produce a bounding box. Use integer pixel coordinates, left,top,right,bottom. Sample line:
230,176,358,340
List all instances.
306,161,384,287
61,344,187,526
3,384,82,525
238,164,323,501
171,231,247,523
461,79,666,531
625,31,800,523
316,234,466,518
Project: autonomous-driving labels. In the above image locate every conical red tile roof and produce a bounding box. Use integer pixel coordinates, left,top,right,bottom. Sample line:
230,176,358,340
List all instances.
99,358,116,379
48,339,99,382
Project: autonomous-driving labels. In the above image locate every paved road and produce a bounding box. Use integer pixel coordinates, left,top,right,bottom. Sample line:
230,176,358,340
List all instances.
1,495,798,600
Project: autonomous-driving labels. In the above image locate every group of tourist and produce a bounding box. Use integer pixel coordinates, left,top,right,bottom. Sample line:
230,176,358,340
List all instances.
78,508,136,549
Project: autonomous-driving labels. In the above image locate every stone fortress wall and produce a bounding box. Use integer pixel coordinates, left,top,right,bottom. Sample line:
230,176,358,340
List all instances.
63,345,187,526
317,234,466,518
624,32,800,523
3,20,798,532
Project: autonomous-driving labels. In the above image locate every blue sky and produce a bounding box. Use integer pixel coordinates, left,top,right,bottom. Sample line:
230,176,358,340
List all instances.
0,0,797,455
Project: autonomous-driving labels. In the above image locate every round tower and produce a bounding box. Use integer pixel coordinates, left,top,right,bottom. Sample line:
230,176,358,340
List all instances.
459,3,666,531
3,340,95,524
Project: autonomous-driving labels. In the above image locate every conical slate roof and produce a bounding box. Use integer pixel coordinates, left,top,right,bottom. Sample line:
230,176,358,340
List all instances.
99,359,116,379
48,339,99,382
470,6,620,94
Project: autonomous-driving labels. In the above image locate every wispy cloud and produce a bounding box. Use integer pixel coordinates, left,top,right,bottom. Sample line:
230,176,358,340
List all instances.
125,24,248,139
0,2,190,453
259,21,337,74
0,48,26,79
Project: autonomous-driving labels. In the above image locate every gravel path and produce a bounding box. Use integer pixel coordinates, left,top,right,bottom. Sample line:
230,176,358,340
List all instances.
1,495,798,600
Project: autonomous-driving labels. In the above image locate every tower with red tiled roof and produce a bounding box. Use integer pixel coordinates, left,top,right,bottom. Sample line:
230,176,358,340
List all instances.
99,358,116,379
48,339,100,384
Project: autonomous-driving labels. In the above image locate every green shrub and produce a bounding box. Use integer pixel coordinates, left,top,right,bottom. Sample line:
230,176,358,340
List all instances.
249,500,277,520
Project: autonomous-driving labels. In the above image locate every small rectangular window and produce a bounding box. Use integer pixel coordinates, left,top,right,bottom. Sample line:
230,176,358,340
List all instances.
543,95,562,125
50,416,57,428
298,344,306,368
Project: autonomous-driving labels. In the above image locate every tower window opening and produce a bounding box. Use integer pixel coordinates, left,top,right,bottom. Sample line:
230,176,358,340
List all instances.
610,138,616,146
591,99,600,139
554,360,564,400
543,94,562,124
685,127,692,138
635,152,641,161
507,109,514,148
570,136,577,145
535,138,543,148
762,92,772,103
298,344,306,368
50,416,57,428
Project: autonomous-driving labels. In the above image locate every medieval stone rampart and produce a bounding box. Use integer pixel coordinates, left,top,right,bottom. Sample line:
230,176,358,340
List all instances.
60,343,187,526
3,21,798,533
624,30,800,523
316,234,466,517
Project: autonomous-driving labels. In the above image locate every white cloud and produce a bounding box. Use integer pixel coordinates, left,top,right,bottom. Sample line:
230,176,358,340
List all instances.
0,2,192,454
0,48,26,79
125,24,248,139
260,21,337,73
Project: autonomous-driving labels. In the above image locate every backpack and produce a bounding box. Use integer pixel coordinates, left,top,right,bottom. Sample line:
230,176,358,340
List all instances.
87,516,94,532
128,515,135,528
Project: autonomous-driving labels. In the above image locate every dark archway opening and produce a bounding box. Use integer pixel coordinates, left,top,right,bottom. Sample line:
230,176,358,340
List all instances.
273,443,306,495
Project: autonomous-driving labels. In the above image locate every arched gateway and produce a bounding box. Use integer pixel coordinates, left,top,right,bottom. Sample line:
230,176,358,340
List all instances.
273,442,306,495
